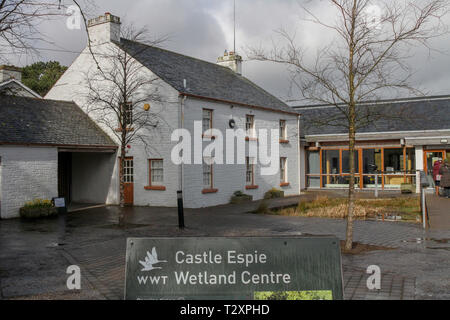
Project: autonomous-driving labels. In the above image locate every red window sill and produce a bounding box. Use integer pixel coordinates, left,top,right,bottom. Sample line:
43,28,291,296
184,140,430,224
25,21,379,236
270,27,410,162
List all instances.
245,137,258,142
144,186,166,191
245,185,259,190
202,188,218,194
280,182,290,187
280,139,290,144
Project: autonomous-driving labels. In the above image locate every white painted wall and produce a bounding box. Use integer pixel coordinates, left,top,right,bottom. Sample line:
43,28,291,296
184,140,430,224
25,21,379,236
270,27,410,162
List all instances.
182,98,300,208
71,152,117,204
0,146,58,219
46,33,301,209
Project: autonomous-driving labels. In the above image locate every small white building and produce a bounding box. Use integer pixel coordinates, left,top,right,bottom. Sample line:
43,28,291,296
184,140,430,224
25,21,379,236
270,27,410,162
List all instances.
0,95,117,219
43,13,301,210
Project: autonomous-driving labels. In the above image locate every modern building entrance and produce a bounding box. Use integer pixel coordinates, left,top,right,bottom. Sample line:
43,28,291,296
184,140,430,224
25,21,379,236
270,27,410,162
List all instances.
424,150,448,187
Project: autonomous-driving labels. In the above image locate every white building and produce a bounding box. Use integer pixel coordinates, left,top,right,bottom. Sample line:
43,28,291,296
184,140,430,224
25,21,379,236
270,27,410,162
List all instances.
43,13,301,211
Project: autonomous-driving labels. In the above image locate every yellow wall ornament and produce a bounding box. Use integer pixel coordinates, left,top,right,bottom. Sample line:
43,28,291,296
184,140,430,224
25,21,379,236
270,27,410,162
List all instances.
143,103,151,111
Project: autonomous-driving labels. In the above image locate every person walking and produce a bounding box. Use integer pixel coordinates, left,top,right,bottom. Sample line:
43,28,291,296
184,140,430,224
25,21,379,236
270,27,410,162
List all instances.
439,159,450,198
433,160,443,195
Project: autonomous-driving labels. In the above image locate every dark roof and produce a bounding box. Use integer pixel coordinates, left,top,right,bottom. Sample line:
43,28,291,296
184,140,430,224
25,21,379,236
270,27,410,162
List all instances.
117,38,295,114
0,95,117,147
295,97,450,136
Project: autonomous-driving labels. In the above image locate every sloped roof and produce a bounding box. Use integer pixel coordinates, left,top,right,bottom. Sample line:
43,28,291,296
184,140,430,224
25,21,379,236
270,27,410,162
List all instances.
117,38,295,114
0,79,42,98
295,97,450,137
0,95,116,147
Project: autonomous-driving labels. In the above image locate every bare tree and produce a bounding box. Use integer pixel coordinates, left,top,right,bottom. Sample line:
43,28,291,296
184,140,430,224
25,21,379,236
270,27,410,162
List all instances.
84,26,167,226
249,0,449,251
0,0,94,62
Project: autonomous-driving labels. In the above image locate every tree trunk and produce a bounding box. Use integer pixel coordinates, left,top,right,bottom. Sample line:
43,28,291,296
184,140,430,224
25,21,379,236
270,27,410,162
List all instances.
345,105,356,251
118,143,126,227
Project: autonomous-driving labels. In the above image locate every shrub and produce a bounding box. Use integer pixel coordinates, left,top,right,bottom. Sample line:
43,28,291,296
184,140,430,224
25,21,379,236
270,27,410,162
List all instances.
253,201,271,214
264,188,285,199
23,199,53,209
20,199,57,219
230,191,253,204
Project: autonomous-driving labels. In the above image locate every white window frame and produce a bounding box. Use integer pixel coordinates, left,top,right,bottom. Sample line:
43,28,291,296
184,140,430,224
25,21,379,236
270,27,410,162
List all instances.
203,157,213,188
123,158,134,183
202,109,213,134
245,115,255,138
280,157,287,183
149,159,164,186
280,120,287,140
246,157,255,186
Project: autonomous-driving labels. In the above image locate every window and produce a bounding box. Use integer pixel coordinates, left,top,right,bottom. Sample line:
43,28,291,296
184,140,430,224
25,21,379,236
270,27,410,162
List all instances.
322,150,340,175
202,109,212,133
280,157,287,183
246,157,255,186
121,102,133,127
342,150,360,173
123,158,133,183
203,158,213,188
150,160,164,185
279,120,287,140
246,115,255,137
384,148,404,173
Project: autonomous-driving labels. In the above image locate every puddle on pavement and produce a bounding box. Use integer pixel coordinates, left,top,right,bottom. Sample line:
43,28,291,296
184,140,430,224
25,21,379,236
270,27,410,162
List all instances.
402,238,450,245
96,223,151,230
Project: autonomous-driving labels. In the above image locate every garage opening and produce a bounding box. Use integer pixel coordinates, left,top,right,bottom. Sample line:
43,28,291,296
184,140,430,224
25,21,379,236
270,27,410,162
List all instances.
58,148,117,211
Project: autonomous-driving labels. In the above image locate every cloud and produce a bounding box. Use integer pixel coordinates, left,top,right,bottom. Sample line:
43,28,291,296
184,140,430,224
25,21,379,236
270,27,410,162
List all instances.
3,0,450,104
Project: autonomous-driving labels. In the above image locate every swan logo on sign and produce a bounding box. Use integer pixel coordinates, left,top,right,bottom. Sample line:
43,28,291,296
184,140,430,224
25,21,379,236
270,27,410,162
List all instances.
139,247,167,272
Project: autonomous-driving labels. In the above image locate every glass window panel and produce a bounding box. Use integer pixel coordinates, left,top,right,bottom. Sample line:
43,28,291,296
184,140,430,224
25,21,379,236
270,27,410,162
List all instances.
307,151,320,174
322,150,340,175
342,150,359,173
362,149,382,174
406,148,416,173
384,148,404,173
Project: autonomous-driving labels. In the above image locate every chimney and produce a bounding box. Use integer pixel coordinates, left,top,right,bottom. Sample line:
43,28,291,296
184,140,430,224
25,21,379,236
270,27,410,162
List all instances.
217,50,243,75
87,12,121,45
0,65,22,83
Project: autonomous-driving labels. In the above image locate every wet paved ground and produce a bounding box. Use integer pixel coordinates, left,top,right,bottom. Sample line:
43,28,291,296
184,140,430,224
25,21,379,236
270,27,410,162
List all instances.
1,192,449,300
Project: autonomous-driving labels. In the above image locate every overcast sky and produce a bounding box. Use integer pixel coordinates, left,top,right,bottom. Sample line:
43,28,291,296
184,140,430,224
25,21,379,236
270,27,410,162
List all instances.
9,0,450,105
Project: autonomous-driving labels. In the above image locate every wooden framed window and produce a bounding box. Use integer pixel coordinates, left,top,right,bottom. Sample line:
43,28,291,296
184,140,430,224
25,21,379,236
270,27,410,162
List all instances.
202,109,213,133
279,120,287,140
280,157,288,186
123,158,134,183
202,157,217,193
245,115,255,138
145,159,166,191
245,157,258,189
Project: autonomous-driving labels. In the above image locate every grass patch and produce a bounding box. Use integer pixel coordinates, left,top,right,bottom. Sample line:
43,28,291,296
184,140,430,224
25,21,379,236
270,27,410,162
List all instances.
268,196,421,222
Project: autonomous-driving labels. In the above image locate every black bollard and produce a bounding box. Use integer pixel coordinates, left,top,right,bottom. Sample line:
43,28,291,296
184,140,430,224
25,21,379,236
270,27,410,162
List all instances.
177,191,185,229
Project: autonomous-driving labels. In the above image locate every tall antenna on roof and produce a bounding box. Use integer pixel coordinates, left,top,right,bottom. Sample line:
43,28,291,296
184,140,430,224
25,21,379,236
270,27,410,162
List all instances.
233,0,236,53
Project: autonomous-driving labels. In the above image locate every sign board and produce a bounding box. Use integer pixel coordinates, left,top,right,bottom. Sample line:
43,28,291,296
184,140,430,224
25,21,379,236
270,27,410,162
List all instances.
124,237,344,300
53,197,66,208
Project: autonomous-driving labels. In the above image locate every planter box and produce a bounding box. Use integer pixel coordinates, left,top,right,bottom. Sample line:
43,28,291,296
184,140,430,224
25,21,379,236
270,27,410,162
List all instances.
401,183,415,194
20,207,58,219
230,194,253,204
264,189,285,199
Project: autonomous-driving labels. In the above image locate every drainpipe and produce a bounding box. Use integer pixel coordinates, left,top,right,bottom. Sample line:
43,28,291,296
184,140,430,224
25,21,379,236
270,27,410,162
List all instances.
177,94,187,229
297,115,301,194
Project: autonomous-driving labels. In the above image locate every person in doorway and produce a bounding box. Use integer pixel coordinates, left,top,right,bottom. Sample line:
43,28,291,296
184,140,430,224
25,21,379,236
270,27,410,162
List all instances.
433,160,443,195
439,159,450,198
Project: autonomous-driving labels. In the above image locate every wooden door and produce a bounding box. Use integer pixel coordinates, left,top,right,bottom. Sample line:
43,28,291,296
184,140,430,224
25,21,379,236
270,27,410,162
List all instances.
121,157,134,206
